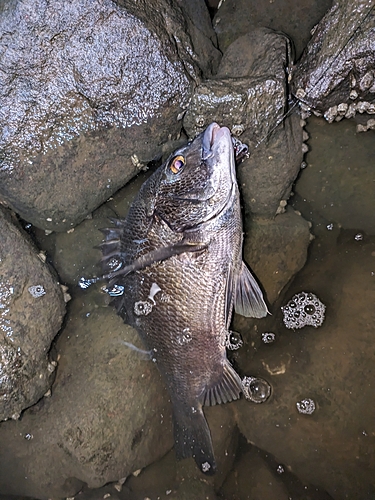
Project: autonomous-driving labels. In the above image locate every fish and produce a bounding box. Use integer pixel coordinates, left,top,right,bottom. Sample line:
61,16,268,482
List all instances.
99,122,268,475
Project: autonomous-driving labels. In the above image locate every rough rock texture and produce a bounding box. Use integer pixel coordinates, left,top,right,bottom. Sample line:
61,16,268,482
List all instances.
0,286,174,499
243,209,312,306
0,0,199,232
176,0,222,77
292,0,375,115
184,28,303,219
116,0,221,78
295,116,375,235
213,0,332,58
234,233,375,500
220,447,290,500
0,207,65,422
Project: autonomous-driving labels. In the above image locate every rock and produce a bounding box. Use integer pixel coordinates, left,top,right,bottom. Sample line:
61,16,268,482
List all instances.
213,0,332,58
291,0,375,114
295,116,375,235
0,0,198,232
0,285,173,498
233,232,375,500
243,209,312,306
166,479,218,500
183,28,303,219
117,0,221,78
219,447,290,500
176,0,222,77
124,449,178,498
0,207,65,422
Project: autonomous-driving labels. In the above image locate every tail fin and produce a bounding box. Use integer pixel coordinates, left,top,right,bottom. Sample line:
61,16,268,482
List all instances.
173,405,216,475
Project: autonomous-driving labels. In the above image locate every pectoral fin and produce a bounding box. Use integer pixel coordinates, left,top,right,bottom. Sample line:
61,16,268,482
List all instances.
235,262,269,318
104,242,207,285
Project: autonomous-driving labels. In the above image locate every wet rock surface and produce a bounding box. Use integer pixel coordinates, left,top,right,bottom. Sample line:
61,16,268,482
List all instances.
295,116,375,234
0,207,65,422
233,232,375,500
220,446,290,500
292,0,375,115
213,0,332,58
0,286,173,498
184,28,303,219
116,0,221,78
0,0,198,232
242,209,312,306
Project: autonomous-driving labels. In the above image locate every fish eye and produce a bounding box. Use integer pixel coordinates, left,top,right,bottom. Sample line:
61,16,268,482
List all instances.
169,155,185,174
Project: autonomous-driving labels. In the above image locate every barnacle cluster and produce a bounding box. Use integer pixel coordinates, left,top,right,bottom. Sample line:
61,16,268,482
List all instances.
296,398,316,415
28,285,46,298
281,292,325,329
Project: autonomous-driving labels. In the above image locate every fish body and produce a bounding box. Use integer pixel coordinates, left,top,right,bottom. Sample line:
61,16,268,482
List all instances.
101,123,268,474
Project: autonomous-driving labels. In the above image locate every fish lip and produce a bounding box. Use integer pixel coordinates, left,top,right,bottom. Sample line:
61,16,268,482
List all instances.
202,122,220,159
202,122,232,156
202,123,236,185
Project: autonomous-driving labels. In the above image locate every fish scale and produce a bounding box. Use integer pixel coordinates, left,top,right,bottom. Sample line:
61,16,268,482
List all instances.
100,122,268,475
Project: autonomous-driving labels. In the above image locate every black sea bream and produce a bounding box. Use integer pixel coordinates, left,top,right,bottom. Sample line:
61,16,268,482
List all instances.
100,123,268,475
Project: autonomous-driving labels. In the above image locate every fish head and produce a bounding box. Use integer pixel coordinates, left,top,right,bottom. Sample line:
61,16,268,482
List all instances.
154,123,237,231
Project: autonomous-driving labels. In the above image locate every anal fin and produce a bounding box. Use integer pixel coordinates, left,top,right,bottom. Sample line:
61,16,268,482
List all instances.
235,262,269,318
202,360,243,406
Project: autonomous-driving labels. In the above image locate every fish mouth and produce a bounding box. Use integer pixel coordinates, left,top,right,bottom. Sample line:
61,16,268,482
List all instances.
202,122,237,186
202,122,231,159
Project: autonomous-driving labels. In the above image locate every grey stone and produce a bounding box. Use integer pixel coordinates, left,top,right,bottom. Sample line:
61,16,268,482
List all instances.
213,0,332,59
0,0,198,232
0,207,66,422
243,209,312,306
116,0,220,78
291,0,375,113
220,447,290,500
183,29,303,219
0,286,173,498
176,0,222,77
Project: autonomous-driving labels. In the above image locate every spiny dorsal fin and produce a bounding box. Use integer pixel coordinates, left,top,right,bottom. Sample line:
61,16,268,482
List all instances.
201,360,243,406
235,262,269,318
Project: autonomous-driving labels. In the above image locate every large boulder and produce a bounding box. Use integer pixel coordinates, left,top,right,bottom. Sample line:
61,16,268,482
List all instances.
243,209,312,306
291,0,375,123
213,0,332,58
183,28,304,219
0,0,202,232
0,207,66,421
0,286,174,499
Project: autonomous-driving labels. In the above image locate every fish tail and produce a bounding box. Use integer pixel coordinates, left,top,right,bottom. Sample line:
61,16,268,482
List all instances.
173,404,216,476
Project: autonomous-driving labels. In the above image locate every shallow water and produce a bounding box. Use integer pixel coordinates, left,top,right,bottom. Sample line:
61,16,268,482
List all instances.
31,117,375,498
0,114,374,499
228,116,375,500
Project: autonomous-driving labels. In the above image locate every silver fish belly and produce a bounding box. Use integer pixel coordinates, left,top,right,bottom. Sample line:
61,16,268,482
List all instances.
100,123,268,475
